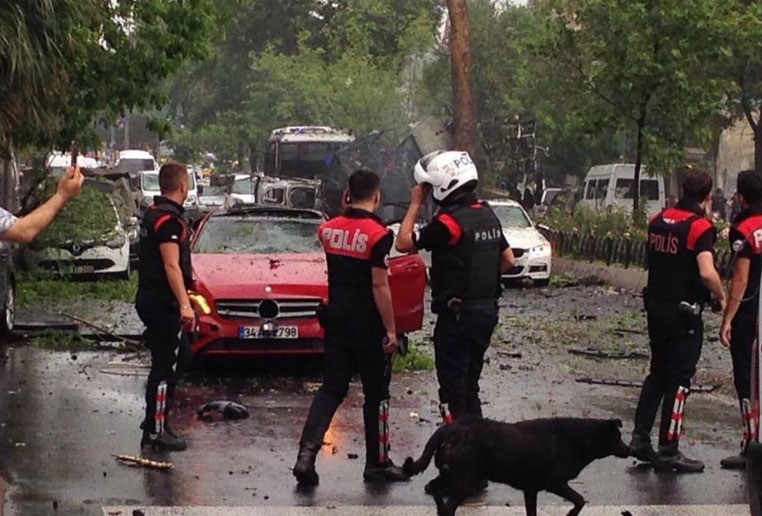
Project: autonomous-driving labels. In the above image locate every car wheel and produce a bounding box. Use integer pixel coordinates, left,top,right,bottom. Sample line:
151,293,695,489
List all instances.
0,280,15,336
533,278,551,288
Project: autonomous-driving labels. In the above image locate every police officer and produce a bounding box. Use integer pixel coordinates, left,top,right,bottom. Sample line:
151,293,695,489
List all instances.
630,171,726,473
136,162,193,452
293,169,408,485
396,151,515,422
720,170,762,469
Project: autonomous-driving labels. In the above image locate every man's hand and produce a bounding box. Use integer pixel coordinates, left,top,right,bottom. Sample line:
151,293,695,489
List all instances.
383,332,398,355
720,318,732,348
716,296,727,315
180,304,196,331
56,166,84,202
410,184,432,206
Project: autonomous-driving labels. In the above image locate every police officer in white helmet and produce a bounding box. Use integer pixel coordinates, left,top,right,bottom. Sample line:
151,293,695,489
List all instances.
396,151,515,423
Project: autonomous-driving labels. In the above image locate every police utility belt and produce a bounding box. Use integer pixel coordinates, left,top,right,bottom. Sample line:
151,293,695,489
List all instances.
642,288,703,315
435,296,497,318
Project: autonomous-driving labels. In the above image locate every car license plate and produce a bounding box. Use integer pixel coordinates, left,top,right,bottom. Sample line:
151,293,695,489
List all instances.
238,326,298,339
74,266,94,274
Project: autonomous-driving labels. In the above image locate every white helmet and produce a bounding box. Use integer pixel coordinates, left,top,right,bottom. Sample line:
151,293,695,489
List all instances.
414,150,478,202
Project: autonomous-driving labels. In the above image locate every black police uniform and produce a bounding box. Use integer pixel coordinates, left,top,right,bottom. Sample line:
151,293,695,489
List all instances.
726,205,762,456
136,196,192,445
632,199,714,466
414,192,508,421
295,207,404,484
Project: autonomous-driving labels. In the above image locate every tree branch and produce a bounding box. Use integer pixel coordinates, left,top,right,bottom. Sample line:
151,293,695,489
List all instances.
739,70,759,133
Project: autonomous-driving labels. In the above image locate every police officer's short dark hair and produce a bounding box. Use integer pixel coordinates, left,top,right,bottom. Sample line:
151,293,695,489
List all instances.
738,170,762,205
159,162,188,194
681,171,713,203
348,169,380,201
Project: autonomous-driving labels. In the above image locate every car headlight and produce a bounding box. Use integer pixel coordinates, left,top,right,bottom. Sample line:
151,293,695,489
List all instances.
189,292,212,315
185,195,198,207
140,196,153,208
529,243,551,256
105,234,126,249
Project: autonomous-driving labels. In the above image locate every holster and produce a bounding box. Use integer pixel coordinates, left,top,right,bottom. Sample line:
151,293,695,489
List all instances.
316,302,344,330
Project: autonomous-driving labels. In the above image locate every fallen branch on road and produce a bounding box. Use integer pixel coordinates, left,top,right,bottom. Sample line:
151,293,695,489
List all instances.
58,312,141,348
114,454,174,471
575,377,719,393
568,348,649,360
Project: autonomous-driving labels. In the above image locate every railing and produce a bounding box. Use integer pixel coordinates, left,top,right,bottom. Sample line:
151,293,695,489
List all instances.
539,229,733,277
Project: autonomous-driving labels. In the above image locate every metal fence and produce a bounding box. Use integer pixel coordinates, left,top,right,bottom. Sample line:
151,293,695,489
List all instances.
541,230,734,277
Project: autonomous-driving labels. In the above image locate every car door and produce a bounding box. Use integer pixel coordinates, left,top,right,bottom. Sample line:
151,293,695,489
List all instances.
388,254,425,333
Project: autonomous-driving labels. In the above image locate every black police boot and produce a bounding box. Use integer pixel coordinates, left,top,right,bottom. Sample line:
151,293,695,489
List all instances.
293,442,321,486
141,420,180,439
140,431,188,452
363,459,410,483
720,453,747,470
629,432,658,463
653,448,704,473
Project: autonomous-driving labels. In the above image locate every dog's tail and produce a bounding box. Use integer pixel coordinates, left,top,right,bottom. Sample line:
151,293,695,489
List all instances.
403,424,449,476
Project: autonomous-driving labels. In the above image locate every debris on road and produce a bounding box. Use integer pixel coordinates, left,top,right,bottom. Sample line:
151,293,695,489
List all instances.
197,400,250,420
114,454,174,471
568,348,649,360
575,377,720,393
58,312,141,348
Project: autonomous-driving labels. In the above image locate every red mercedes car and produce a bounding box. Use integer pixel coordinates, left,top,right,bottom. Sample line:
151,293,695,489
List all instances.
187,207,426,358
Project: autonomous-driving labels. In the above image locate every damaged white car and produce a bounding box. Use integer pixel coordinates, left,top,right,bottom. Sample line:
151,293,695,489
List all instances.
489,199,552,287
24,182,132,279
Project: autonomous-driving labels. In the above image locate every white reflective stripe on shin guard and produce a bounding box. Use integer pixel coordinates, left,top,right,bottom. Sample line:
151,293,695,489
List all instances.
378,400,389,465
667,386,690,441
155,381,167,435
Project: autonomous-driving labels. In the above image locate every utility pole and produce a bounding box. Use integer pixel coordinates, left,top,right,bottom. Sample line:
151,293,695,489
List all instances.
446,0,479,158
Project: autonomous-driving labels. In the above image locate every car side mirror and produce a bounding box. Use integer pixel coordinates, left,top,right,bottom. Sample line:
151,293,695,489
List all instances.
536,223,550,232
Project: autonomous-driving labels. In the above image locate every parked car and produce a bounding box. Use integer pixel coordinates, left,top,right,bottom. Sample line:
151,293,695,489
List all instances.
489,200,552,287
0,242,15,336
578,164,665,218
24,181,132,279
229,174,258,206
198,185,228,213
187,207,426,358
257,175,321,210
138,168,199,216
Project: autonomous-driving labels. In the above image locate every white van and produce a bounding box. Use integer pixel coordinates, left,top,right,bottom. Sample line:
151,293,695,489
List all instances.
46,152,100,176
116,150,158,176
579,164,665,217
138,168,199,213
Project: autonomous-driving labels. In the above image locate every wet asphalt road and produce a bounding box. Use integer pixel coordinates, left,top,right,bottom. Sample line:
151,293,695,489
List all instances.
0,284,752,515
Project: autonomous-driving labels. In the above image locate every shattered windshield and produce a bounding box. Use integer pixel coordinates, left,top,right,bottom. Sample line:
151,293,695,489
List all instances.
141,173,160,191
492,204,532,229
193,216,322,254
232,177,255,195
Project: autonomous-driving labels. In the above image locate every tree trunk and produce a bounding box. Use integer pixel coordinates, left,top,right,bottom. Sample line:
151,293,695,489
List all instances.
633,119,645,219
755,126,762,176
447,0,478,158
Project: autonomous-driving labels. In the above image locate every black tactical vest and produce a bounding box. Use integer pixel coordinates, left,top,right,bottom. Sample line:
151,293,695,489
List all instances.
646,206,712,305
430,201,503,311
138,198,192,294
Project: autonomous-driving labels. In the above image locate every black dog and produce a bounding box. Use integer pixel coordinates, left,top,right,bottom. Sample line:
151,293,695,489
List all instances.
404,416,630,516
